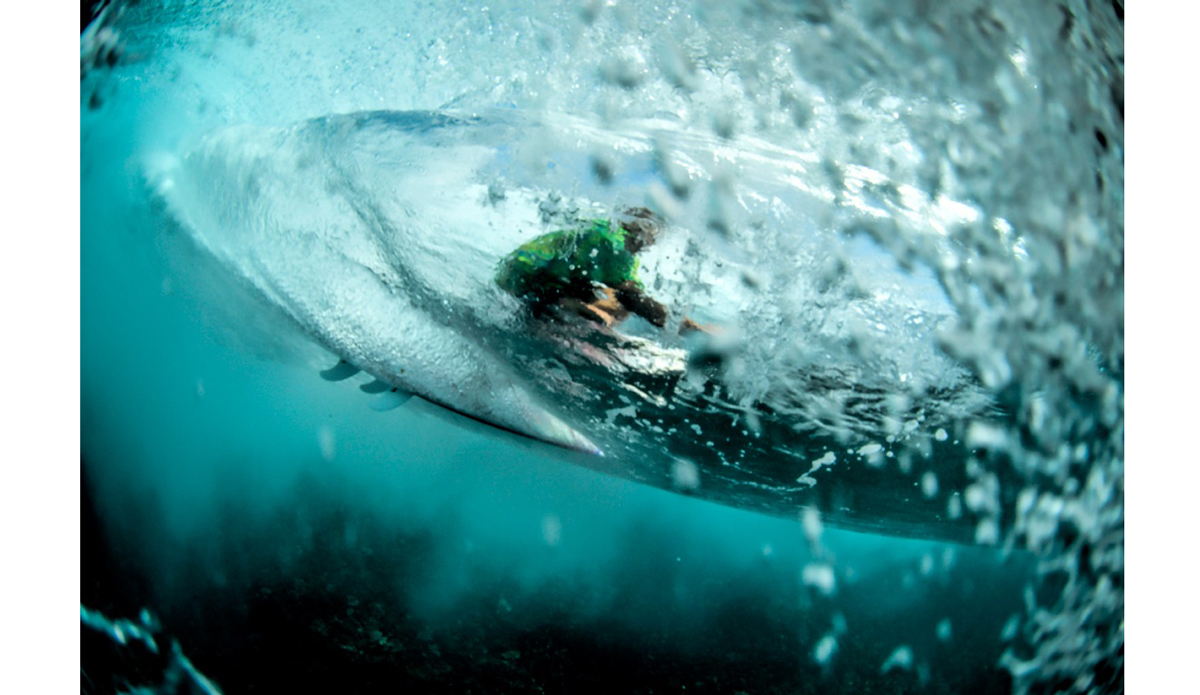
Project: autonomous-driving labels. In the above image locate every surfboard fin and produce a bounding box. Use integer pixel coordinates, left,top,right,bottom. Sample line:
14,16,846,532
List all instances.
359,378,391,394
320,359,360,381
369,388,414,412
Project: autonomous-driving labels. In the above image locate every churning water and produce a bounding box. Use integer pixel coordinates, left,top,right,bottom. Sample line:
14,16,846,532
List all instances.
80,1,1122,693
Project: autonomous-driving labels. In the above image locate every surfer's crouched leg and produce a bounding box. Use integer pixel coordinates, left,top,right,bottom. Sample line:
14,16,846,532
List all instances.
526,296,561,322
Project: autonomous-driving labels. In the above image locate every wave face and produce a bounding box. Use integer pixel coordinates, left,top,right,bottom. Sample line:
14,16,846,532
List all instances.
153,107,994,540
82,2,1123,694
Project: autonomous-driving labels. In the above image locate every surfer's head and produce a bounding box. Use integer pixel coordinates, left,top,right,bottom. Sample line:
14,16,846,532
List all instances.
618,206,661,254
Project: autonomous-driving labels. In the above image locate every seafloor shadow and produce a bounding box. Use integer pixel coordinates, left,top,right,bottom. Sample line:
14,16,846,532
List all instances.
83,458,1027,695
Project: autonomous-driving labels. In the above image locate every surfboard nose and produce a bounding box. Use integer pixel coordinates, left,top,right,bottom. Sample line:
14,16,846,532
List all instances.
526,409,604,457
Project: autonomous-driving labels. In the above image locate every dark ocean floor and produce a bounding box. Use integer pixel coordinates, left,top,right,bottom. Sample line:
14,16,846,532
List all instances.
82,458,1028,695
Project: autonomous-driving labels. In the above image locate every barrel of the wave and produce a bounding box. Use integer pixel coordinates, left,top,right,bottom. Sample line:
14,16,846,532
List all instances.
149,115,605,459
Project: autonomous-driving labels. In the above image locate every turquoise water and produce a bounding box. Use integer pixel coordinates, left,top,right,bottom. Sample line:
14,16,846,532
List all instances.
81,2,1123,693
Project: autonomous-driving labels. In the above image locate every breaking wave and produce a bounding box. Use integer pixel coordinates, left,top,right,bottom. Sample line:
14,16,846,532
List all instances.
81,1,1123,693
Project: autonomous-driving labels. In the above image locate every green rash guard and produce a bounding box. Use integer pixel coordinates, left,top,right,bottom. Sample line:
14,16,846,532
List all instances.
495,219,643,307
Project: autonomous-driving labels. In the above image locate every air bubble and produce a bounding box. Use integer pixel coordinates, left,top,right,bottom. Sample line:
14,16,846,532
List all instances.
881,646,913,673
921,471,939,498
317,425,336,462
814,634,838,664
802,563,836,596
671,459,700,490
802,507,823,548
541,514,562,547
937,619,952,642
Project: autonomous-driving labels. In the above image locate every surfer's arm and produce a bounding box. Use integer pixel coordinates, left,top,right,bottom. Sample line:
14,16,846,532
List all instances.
611,281,715,334
612,280,668,328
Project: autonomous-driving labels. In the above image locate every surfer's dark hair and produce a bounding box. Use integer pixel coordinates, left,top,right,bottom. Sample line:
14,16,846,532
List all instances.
618,206,661,250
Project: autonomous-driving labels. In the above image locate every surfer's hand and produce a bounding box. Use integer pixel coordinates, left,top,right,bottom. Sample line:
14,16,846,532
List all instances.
681,318,720,335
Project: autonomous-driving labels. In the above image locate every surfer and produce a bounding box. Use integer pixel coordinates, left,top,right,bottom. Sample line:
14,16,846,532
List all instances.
495,207,708,333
